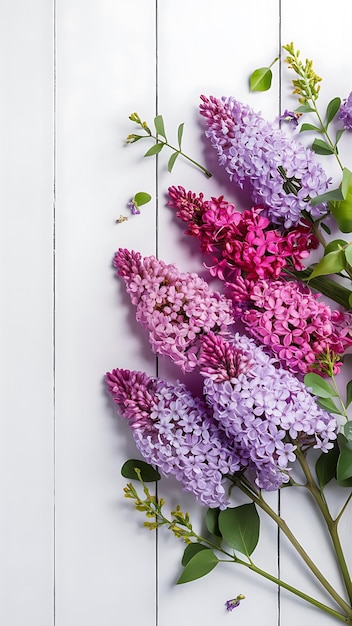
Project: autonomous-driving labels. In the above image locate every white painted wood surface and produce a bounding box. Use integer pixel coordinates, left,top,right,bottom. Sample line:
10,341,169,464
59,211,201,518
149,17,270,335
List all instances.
1,1,351,625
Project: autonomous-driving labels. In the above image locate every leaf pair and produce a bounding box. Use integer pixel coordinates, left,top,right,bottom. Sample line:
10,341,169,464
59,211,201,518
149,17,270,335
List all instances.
143,115,185,173
177,504,259,584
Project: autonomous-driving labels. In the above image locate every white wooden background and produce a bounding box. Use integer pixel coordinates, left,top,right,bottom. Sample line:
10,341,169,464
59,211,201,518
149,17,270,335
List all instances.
1,1,351,625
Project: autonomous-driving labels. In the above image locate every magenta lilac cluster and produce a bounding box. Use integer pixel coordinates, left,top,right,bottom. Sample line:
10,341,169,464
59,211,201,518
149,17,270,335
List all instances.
199,95,331,227
199,332,338,490
228,277,352,375
106,368,241,508
168,185,319,281
339,92,352,130
114,248,234,372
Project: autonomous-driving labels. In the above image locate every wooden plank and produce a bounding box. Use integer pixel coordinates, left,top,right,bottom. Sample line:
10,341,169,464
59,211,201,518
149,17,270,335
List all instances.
0,1,54,624
55,1,158,624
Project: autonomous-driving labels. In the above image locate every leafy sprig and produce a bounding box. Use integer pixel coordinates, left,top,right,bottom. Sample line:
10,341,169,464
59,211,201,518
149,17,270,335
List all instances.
122,462,352,621
127,112,212,178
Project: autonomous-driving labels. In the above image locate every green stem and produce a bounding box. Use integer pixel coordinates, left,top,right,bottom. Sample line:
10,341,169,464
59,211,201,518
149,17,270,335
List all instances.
310,101,344,170
296,448,352,604
329,369,349,420
235,556,351,623
230,475,352,615
336,492,352,525
150,135,212,178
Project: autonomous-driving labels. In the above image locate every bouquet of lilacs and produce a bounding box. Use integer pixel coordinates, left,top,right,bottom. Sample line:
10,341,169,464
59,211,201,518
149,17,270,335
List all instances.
107,44,352,622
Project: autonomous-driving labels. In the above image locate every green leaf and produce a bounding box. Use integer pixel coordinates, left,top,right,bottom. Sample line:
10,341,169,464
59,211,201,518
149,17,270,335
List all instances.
299,123,322,133
154,115,167,140
324,239,348,255
144,142,164,157
337,445,352,482
205,508,222,537
346,380,352,408
331,200,352,233
177,549,218,584
304,373,339,399
307,250,346,280
121,459,161,482
317,396,343,415
341,168,352,197
181,543,209,567
349,292,352,309
330,168,352,232
177,123,184,150
325,97,341,126
133,192,152,207
311,138,335,155
344,421,352,442
309,187,344,206
345,245,352,267
295,104,315,113
249,67,273,92
335,128,345,145
167,151,179,173
218,504,259,558
315,445,339,489
320,222,331,235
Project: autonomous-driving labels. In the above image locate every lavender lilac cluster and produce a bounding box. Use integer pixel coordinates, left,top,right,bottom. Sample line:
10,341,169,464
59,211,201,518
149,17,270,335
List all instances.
106,368,241,509
199,95,331,228
200,332,337,490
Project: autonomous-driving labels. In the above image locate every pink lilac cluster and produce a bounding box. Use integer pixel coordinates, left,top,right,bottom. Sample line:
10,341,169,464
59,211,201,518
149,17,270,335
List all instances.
114,248,234,372
199,332,338,490
228,277,352,375
167,185,319,281
106,367,241,508
199,95,331,228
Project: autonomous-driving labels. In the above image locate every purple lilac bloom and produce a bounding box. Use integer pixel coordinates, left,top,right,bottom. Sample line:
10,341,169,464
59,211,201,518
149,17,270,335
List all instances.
199,95,330,228
114,248,235,372
128,200,140,215
339,92,352,130
106,367,242,508
199,332,337,491
278,109,302,127
225,595,245,611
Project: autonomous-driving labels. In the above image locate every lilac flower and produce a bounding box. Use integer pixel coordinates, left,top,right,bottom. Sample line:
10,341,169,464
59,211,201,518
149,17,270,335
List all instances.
106,367,242,508
199,95,330,227
114,248,235,372
128,200,140,215
199,332,338,490
225,595,245,611
339,92,352,130
227,277,352,375
279,109,302,127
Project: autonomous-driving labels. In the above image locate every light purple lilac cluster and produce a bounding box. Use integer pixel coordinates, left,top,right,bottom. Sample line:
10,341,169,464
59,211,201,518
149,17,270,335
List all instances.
339,92,352,130
199,95,331,228
199,332,337,490
106,368,241,508
114,248,234,372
